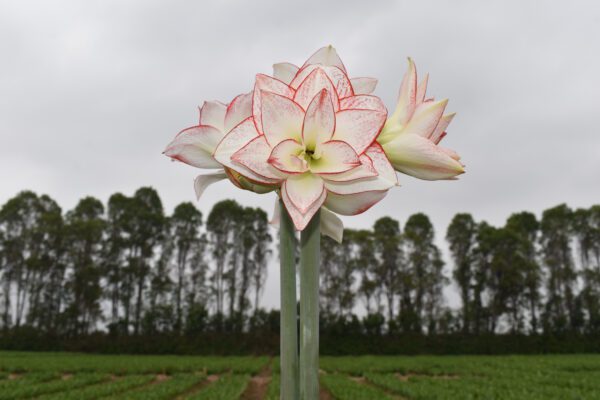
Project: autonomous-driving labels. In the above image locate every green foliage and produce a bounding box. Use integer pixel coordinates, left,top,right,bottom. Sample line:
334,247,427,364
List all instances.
0,353,599,399
103,374,201,400
36,375,154,400
0,352,269,374
2,188,600,351
360,356,600,400
446,213,477,333
0,373,107,399
321,373,393,399
187,374,250,399
264,373,280,400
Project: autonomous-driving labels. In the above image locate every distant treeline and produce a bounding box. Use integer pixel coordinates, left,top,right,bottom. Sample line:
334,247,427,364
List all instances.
0,189,599,353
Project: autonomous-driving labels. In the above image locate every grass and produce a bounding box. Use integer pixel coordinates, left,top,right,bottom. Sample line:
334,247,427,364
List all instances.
0,352,599,399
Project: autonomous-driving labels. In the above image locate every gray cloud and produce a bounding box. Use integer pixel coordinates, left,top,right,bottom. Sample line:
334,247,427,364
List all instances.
1,0,599,309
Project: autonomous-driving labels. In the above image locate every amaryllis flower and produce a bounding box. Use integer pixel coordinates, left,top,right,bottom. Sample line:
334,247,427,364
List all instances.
163,93,277,198
378,59,465,180
213,46,398,232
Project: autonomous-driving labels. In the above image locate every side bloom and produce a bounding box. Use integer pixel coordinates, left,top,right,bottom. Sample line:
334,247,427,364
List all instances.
163,93,277,198
378,58,465,180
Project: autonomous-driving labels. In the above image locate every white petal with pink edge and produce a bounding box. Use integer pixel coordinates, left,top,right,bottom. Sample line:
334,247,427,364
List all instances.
213,118,279,185
270,200,281,226
382,133,465,180
392,58,417,126
321,154,378,182
301,45,347,73
302,89,335,151
284,173,325,214
268,139,307,174
323,66,353,99
324,144,397,194
324,173,396,195
320,207,344,243
164,125,223,169
291,64,352,99
310,140,360,174
404,99,448,138
261,91,304,147
199,101,227,131
282,182,327,230
273,62,299,85
232,135,284,181
224,92,253,133
324,190,388,216
194,171,227,200
439,146,462,162
293,68,340,111
253,74,295,135
332,109,386,155
430,113,456,144
350,77,378,95
365,143,398,185
340,95,386,113
416,73,429,104
270,200,344,243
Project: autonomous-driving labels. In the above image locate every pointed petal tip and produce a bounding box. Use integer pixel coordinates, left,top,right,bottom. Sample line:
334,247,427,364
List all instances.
163,146,174,157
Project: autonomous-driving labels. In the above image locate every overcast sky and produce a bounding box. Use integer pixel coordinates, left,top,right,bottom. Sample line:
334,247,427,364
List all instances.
1,0,599,310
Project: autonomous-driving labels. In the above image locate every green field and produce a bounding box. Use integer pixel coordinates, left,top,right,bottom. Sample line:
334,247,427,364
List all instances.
1,352,600,399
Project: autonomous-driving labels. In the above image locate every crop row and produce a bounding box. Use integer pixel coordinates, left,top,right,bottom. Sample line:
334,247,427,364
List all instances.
103,374,202,400
0,352,268,374
0,373,107,400
186,374,249,399
320,354,600,376
36,374,155,400
363,371,600,400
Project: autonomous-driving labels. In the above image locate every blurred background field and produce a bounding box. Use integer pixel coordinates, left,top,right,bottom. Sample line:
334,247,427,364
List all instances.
1,352,600,399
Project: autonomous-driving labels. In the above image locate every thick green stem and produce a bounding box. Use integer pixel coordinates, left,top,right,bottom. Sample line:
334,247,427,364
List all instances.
279,200,299,400
299,210,320,399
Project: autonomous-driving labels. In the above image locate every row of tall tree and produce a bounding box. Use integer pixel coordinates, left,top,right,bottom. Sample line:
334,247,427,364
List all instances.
447,206,600,334
320,215,447,335
0,189,598,336
0,189,270,336
320,205,600,335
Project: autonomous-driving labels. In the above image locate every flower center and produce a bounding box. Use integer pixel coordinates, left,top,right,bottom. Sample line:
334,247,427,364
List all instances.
301,146,321,164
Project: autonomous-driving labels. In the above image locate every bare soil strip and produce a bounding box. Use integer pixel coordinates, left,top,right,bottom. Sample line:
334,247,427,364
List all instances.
319,386,335,400
173,374,219,400
239,359,272,400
